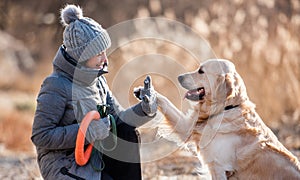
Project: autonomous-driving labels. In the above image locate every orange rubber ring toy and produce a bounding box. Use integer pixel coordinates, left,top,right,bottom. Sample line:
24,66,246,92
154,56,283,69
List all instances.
75,110,100,166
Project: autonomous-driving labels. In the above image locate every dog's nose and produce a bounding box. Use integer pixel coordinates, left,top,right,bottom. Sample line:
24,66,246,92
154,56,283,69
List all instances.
178,75,184,83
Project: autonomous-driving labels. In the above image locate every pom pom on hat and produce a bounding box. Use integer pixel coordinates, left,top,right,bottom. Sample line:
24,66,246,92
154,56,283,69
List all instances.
60,4,83,26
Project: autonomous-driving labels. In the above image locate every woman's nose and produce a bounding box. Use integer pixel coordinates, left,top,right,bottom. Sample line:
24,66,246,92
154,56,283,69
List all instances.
101,54,107,61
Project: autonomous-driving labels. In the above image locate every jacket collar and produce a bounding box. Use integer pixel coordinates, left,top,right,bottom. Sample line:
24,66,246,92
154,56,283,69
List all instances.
53,45,108,86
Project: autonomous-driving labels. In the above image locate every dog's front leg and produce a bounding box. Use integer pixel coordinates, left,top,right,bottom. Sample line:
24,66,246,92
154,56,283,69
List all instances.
156,93,196,139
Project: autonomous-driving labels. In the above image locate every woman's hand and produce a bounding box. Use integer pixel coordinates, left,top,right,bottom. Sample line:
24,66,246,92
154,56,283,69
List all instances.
134,75,157,117
86,116,111,142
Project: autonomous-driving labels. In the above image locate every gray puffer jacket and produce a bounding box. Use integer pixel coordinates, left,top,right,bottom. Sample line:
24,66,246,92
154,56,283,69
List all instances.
31,46,153,180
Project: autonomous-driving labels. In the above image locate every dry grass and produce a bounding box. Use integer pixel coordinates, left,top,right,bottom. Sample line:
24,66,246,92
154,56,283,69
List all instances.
0,111,35,154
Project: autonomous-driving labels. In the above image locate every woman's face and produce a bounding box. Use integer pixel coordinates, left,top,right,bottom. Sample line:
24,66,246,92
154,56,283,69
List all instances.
85,51,108,70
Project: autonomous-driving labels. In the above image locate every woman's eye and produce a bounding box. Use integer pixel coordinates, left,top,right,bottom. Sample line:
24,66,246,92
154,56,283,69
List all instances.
198,67,204,74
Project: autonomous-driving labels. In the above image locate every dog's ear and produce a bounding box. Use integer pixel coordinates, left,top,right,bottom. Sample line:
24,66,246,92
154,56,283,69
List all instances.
225,73,236,99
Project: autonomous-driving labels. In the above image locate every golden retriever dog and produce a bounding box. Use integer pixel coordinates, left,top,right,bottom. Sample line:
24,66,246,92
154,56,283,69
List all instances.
156,59,300,179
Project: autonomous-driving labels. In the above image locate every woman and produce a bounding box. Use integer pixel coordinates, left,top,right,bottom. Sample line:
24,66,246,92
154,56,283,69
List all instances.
31,4,157,180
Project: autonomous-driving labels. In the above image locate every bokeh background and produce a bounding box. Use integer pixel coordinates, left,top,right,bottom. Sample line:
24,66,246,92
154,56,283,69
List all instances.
0,0,299,179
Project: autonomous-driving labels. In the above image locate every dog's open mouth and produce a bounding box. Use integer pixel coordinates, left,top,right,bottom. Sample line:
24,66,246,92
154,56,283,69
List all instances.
185,87,205,101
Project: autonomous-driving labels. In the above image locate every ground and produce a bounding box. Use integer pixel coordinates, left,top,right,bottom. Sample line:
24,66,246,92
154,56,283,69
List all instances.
0,143,299,179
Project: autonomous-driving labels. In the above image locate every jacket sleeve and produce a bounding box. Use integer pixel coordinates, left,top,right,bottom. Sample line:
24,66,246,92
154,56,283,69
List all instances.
106,90,155,127
31,76,79,150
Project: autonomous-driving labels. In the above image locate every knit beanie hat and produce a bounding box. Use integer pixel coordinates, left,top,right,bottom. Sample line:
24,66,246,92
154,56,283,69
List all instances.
60,4,111,62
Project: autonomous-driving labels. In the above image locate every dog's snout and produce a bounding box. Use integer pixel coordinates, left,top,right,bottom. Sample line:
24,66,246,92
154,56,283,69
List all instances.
178,73,200,90
178,74,193,89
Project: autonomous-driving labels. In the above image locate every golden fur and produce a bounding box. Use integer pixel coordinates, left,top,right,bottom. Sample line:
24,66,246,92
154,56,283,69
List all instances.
156,59,300,179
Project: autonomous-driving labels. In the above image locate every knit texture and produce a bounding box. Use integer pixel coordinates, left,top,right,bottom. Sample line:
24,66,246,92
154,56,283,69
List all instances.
60,4,111,62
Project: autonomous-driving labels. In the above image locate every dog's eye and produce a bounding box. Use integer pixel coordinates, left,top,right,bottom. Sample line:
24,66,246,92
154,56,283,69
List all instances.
198,67,204,74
